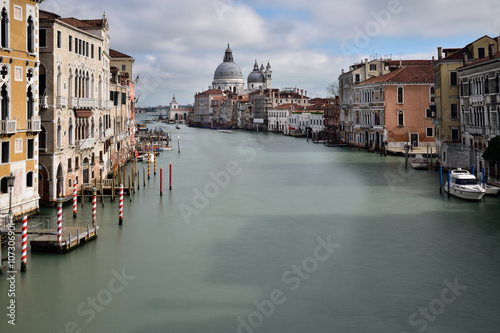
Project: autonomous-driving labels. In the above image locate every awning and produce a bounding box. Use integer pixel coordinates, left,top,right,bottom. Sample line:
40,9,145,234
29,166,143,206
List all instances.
75,110,92,118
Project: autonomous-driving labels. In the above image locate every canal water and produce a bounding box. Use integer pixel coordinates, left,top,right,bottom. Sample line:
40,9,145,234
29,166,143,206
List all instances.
2,119,500,333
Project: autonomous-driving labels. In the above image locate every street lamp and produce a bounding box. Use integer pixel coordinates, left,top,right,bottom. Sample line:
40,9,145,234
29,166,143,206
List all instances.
7,171,15,221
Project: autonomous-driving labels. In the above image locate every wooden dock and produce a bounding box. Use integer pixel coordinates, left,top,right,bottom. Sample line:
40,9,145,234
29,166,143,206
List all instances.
29,225,98,253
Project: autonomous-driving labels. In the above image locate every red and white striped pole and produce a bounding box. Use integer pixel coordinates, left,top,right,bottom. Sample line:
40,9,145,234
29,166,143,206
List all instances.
92,187,97,228
73,181,77,218
169,162,172,190
21,216,27,272
119,184,123,225
57,198,63,244
160,167,163,196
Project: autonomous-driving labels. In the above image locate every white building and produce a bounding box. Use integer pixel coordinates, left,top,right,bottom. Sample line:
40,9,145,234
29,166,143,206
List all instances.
212,44,245,94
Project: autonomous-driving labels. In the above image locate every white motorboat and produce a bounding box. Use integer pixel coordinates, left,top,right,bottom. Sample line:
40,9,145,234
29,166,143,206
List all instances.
444,168,486,200
484,184,500,196
410,154,429,169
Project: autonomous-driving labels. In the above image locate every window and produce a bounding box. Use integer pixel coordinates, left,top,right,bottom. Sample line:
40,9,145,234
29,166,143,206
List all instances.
86,42,89,57
426,127,433,137
397,87,404,104
1,8,8,48
369,64,376,71
478,47,485,59
27,138,34,159
355,74,360,83
1,141,9,163
430,87,435,103
121,92,127,105
26,172,33,187
68,158,72,171
91,44,94,58
451,103,458,120
426,108,432,118
57,30,61,49
397,110,404,127
75,38,78,54
485,75,489,94
27,16,34,52
98,46,102,61
69,35,72,52
75,156,79,170
121,65,126,71
27,86,34,119
1,83,8,120
451,128,459,141
450,71,458,86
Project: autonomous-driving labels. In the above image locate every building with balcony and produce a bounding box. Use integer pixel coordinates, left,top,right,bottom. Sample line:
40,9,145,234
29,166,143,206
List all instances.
0,0,43,220
38,10,112,203
433,35,498,169
352,64,435,151
457,46,500,177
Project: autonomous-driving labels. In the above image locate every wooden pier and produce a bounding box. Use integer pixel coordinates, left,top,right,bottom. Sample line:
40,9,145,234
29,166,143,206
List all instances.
29,225,98,253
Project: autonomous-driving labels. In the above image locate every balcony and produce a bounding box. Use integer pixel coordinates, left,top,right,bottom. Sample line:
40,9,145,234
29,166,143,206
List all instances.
79,98,94,109
56,96,67,108
0,119,16,134
470,95,484,105
70,97,79,108
77,138,95,150
27,118,41,132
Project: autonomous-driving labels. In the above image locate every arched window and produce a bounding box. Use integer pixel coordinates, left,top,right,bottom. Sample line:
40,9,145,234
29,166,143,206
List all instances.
27,16,34,53
68,118,73,145
26,171,33,187
1,177,8,193
397,110,404,127
57,119,62,148
1,8,8,48
1,83,9,120
27,86,34,120
39,125,47,151
397,87,404,104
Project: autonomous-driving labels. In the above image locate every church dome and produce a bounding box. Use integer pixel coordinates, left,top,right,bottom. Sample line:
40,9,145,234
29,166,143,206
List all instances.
248,71,265,83
214,62,243,80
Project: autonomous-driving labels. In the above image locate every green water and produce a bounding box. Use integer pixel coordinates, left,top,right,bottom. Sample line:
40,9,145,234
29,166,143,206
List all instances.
1,121,500,333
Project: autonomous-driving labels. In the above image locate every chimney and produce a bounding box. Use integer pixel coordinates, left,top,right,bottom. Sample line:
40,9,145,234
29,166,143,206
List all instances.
305,90,307,98
301,89,304,99
488,43,494,59
364,58,368,78
463,52,468,66
341,69,344,74
437,47,442,60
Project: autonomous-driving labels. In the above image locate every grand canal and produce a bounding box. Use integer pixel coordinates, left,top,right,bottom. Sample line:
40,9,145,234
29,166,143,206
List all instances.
2,119,500,333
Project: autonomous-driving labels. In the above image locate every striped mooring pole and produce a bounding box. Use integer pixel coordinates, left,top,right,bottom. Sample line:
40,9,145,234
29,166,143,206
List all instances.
119,184,124,225
21,216,27,272
148,154,151,179
154,152,157,175
73,181,77,218
57,198,63,244
92,187,97,228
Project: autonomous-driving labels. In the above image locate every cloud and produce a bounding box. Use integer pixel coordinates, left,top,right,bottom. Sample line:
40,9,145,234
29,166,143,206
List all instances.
40,0,500,106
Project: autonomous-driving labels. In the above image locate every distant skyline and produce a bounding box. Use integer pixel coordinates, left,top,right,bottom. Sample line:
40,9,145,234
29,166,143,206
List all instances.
40,0,500,107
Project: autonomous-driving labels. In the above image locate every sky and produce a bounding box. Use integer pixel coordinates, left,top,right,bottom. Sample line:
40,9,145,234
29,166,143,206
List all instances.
40,0,500,107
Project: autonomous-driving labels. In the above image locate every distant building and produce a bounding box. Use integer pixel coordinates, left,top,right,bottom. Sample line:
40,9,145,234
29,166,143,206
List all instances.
169,95,192,122
212,44,245,94
247,60,272,92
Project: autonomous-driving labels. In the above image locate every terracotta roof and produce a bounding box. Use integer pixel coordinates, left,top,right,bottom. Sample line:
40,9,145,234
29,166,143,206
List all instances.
387,59,434,66
359,64,434,85
60,17,97,29
270,103,302,110
459,51,500,67
39,10,60,19
197,89,223,95
441,47,466,61
110,49,133,59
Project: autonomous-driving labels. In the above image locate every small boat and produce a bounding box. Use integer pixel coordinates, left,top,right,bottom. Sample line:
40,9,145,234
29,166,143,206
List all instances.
444,168,486,200
410,154,429,169
484,184,500,196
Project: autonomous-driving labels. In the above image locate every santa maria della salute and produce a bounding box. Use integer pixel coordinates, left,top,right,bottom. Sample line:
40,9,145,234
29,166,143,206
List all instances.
211,44,272,94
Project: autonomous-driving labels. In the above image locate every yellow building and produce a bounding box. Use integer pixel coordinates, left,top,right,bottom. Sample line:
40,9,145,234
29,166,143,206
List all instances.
0,0,43,221
433,35,498,169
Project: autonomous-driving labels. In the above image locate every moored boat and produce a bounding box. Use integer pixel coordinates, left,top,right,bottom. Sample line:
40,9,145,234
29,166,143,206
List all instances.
484,184,500,196
444,168,485,200
410,154,429,169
